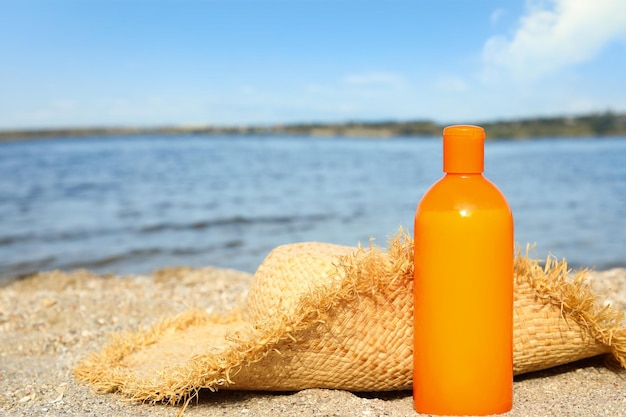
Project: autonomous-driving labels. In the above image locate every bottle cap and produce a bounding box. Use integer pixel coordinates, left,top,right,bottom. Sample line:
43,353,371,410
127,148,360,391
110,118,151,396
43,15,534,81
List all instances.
443,125,485,173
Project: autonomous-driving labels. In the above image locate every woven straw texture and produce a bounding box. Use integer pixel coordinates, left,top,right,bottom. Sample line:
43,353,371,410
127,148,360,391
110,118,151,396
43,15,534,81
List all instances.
74,231,626,404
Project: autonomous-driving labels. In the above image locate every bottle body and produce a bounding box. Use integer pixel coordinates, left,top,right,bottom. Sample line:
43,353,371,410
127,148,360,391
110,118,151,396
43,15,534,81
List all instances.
413,173,514,415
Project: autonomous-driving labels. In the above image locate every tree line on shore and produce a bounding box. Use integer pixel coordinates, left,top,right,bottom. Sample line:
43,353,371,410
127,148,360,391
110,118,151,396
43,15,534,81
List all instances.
1,111,625,141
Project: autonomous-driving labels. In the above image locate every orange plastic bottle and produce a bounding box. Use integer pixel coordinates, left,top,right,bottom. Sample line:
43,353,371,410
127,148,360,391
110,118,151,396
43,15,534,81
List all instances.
413,125,513,415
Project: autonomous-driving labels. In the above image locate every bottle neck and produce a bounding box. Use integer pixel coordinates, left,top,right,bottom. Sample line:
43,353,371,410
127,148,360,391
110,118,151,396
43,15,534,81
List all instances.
442,125,485,173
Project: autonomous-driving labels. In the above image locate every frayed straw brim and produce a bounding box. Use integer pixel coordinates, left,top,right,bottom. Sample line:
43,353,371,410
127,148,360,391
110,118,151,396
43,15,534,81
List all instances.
74,231,626,405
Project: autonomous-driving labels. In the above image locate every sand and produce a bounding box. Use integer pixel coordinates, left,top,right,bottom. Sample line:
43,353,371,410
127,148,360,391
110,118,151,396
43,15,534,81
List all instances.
1,265,625,417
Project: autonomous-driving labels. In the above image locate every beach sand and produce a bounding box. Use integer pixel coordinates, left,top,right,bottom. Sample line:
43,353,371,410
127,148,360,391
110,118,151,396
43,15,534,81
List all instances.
1,266,625,417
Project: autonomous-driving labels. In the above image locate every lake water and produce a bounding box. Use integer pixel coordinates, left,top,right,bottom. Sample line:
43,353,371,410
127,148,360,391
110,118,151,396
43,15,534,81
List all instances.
1,134,625,284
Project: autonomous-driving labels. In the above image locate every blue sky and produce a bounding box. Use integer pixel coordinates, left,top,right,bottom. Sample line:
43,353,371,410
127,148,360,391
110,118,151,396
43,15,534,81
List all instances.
1,0,626,129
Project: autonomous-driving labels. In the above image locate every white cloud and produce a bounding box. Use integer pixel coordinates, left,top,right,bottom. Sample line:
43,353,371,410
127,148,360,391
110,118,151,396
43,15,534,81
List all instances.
49,99,78,111
342,72,405,88
0,96,215,129
435,76,469,93
490,8,508,25
239,85,256,95
305,84,325,94
482,0,626,83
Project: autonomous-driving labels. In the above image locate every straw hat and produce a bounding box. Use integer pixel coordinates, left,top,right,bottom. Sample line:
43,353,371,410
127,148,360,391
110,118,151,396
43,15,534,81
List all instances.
74,230,626,405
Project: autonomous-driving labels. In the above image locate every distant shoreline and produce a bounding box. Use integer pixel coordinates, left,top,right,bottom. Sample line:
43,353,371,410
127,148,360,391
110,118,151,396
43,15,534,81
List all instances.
1,111,625,142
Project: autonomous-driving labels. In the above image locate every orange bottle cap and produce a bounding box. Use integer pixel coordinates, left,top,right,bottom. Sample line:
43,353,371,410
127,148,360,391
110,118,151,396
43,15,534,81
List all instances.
443,125,485,173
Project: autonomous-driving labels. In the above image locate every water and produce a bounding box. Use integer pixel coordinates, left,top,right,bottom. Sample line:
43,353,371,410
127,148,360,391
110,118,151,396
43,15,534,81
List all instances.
1,134,625,284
